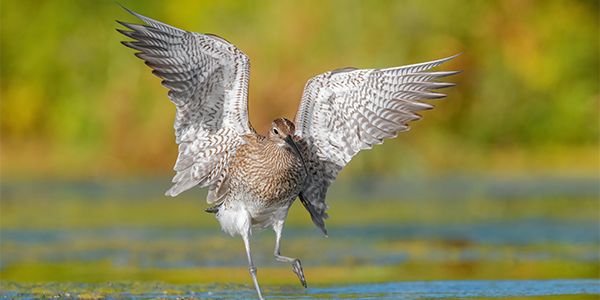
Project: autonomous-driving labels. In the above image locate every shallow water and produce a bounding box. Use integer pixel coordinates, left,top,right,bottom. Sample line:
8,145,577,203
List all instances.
1,178,599,298
1,218,598,269
2,279,599,299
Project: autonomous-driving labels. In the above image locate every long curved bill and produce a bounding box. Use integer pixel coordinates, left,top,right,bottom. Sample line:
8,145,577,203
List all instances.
285,135,302,158
285,135,309,178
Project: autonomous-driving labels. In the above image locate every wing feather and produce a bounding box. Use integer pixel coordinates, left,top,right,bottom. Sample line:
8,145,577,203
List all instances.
117,7,252,200
294,54,460,233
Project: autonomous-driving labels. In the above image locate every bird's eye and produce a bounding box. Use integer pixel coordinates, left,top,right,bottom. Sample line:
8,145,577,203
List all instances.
273,128,279,135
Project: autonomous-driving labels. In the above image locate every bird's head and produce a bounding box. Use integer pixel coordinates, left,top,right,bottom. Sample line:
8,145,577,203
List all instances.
269,118,301,156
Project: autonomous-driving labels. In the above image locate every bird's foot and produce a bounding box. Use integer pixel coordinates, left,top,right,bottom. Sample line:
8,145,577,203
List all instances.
292,259,307,288
204,203,222,214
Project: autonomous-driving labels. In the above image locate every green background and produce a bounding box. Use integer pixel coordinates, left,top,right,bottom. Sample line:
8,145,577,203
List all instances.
1,0,598,179
0,0,598,296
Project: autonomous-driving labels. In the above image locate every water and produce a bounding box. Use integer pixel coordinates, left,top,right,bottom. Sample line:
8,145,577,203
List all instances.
1,219,598,268
2,279,599,299
1,177,599,298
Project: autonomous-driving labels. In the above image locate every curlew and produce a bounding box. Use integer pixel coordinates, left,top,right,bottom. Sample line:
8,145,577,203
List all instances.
117,7,459,299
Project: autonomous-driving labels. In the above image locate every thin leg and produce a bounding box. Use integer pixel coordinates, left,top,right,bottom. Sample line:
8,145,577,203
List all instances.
273,220,307,288
242,232,264,300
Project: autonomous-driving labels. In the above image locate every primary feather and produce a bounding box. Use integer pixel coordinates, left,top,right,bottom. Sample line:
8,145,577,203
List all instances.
294,54,460,232
117,8,253,200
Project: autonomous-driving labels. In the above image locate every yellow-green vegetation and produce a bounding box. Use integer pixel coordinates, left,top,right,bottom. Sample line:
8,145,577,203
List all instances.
0,0,598,297
1,196,598,230
1,0,598,178
2,259,596,285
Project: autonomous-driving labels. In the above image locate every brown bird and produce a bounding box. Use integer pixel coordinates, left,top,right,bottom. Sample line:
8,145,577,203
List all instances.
118,6,459,299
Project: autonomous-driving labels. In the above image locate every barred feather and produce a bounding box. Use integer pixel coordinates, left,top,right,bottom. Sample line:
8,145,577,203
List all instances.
294,54,460,232
117,7,252,200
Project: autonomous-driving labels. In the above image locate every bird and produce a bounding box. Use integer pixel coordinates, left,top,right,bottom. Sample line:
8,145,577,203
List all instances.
117,6,459,300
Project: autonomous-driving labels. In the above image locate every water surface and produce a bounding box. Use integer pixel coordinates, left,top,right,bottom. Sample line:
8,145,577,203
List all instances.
2,279,599,299
1,178,598,298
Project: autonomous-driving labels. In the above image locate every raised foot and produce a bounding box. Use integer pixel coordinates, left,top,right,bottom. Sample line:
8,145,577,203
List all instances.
292,259,307,288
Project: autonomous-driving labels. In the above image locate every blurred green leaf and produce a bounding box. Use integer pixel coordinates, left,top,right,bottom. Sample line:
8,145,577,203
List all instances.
1,0,598,177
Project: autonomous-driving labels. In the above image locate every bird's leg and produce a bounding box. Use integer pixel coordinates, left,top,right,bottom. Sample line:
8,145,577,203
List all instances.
242,232,264,300
273,220,307,288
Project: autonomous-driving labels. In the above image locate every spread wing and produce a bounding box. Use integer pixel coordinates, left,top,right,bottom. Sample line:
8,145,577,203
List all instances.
294,55,460,234
117,7,252,200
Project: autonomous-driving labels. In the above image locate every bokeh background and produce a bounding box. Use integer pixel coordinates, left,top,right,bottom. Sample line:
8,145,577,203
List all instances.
1,0,599,297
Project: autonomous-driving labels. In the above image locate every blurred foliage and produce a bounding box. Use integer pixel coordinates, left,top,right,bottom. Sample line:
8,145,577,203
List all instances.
1,0,598,178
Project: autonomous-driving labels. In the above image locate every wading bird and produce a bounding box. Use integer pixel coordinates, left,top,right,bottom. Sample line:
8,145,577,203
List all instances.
118,7,459,299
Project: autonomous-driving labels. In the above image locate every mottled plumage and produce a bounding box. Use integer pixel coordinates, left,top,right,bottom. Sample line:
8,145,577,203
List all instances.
295,57,460,234
118,7,459,300
116,6,251,202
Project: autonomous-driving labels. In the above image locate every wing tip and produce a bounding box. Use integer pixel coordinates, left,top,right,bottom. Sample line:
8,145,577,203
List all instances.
164,189,178,197
443,52,462,62
164,183,186,197
436,52,462,73
116,2,145,21
115,2,185,35
383,52,462,73
115,27,131,37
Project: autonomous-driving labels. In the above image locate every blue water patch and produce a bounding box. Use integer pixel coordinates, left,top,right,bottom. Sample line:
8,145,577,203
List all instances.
2,218,597,245
301,279,600,299
1,218,598,269
327,219,600,244
1,279,598,299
